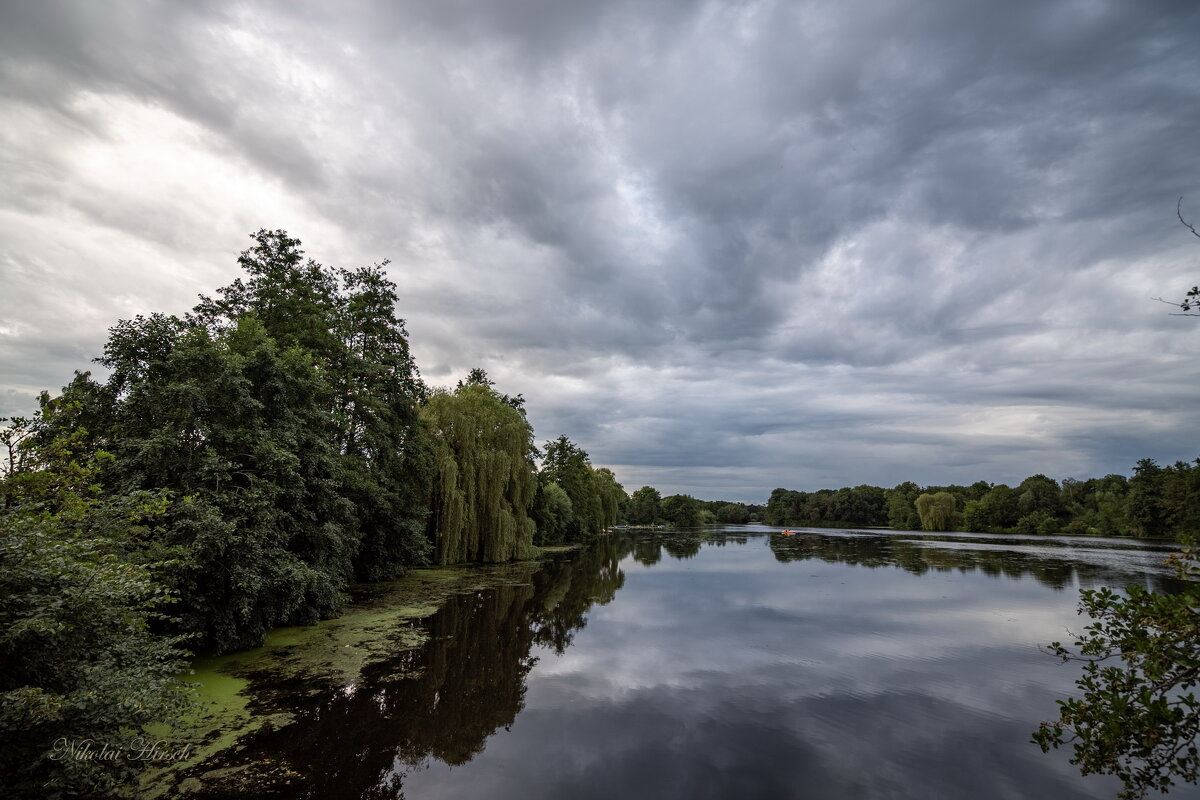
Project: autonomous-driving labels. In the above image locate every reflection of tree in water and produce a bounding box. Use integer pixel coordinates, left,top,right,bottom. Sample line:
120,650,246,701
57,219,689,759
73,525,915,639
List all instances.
632,538,662,566
767,532,1188,594
527,534,628,655
176,538,636,800
661,536,702,560
635,530,750,562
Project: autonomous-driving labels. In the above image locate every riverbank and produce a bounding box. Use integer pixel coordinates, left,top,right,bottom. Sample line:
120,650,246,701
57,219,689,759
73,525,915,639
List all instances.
144,554,566,798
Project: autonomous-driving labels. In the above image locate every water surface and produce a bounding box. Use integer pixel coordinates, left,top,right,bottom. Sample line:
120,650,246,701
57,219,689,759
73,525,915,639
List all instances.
176,528,1200,799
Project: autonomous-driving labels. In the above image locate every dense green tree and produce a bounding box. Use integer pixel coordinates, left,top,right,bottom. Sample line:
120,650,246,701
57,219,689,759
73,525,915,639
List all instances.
192,229,340,354
837,484,888,526
716,502,750,524
40,315,360,652
885,482,923,530
962,484,1020,533
1016,474,1065,532
330,265,433,578
915,492,957,532
592,467,627,530
195,232,432,580
757,458,1200,540
25,231,440,651
765,484,889,528
1127,459,1169,538
1162,461,1200,537
765,488,800,526
966,480,993,501
661,494,701,528
1086,474,1133,536
0,417,193,798
627,485,662,525
529,480,573,546
540,436,603,540
422,378,538,565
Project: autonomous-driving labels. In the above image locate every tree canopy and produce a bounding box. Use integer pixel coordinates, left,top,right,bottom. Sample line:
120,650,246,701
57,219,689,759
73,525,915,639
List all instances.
537,435,624,541
422,376,538,565
1,229,635,798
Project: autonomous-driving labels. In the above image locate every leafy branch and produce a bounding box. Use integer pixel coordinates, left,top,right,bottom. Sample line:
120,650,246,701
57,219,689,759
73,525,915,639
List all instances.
1035,548,1200,799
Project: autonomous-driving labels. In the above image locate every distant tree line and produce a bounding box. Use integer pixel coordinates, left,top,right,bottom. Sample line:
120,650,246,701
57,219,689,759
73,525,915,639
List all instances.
623,486,764,528
0,231,627,798
762,460,1200,539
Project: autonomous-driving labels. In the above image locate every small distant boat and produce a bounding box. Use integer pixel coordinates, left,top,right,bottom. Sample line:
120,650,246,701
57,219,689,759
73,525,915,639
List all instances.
780,530,796,536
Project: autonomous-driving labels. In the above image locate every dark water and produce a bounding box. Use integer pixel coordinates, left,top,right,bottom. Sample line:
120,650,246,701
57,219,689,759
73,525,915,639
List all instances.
184,528,1200,799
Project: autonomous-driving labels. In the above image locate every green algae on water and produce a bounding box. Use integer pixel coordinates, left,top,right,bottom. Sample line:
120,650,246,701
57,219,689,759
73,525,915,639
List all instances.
142,560,544,797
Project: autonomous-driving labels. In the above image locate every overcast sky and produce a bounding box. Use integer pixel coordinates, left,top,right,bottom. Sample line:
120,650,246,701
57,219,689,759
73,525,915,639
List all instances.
2,0,1199,502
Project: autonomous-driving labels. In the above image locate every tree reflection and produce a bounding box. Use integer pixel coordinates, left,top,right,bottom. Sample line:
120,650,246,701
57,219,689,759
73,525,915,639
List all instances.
767,532,1187,594
172,537,637,799
661,536,702,560
632,538,662,566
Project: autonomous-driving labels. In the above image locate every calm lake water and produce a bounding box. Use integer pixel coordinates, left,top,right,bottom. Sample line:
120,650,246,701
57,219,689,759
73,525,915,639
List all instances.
178,528,1200,800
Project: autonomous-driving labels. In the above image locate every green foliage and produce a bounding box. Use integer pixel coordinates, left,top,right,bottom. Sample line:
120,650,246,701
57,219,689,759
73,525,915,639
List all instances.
530,480,573,546
915,492,957,532
592,467,627,531
2,228,634,795
331,265,433,580
195,233,433,580
1014,509,1061,535
1124,459,1200,539
962,484,1019,533
65,314,360,652
885,482,923,530
539,436,604,540
716,502,750,524
22,232,441,651
0,425,193,798
766,485,889,528
761,461,1200,540
1034,547,1200,799
661,494,701,528
627,486,662,526
422,379,538,564
192,229,340,354
1017,474,1065,519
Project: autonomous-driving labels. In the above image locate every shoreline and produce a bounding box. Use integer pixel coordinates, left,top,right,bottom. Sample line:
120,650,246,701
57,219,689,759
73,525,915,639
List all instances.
144,549,576,798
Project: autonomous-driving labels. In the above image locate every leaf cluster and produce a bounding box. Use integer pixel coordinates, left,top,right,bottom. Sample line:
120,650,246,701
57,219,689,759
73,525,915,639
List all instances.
1034,550,1200,799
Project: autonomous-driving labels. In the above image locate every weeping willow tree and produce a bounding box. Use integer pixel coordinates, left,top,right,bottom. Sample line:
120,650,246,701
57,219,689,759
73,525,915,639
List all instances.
593,467,626,530
916,491,958,532
422,380,538,565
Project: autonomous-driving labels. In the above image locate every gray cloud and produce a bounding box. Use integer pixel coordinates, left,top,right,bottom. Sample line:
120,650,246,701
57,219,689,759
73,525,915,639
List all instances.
2,0,1199,501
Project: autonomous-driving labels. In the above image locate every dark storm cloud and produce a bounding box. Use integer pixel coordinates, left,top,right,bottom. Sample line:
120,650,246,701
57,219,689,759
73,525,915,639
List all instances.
2,0,1199,498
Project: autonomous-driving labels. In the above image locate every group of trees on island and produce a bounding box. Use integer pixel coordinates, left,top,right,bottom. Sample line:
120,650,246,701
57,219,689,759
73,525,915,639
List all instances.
762,459,1200,541
0,231,627,797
